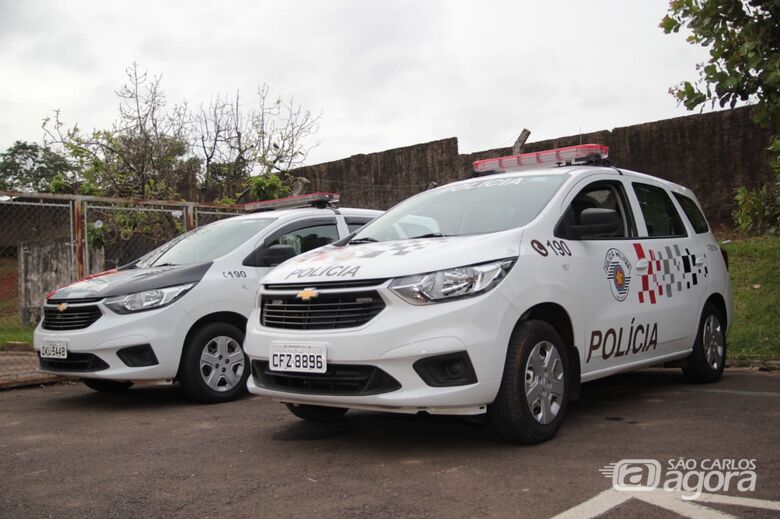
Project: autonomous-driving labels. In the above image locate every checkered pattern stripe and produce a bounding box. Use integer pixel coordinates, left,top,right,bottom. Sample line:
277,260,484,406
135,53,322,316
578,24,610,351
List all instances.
632,243,708,304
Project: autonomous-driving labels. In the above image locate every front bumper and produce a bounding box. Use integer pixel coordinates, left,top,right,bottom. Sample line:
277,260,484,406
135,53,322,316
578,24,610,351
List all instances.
33,301,190,381
244,283,518,415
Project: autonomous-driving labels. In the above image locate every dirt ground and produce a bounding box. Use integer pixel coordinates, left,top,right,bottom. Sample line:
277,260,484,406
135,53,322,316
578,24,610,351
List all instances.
1,368,778,518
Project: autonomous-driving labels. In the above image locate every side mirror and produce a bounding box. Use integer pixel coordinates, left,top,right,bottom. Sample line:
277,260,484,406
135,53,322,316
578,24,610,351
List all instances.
262,244,297,267
570,208,621,239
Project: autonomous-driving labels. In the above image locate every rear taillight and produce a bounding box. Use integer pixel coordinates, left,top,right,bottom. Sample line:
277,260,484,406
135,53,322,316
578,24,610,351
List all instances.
720,247,729,271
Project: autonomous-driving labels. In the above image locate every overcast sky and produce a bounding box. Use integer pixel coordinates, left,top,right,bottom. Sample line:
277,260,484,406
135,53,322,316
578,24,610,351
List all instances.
0,0,711,165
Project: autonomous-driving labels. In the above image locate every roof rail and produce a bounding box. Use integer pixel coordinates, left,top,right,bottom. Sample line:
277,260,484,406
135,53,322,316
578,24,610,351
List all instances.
243,192,340,212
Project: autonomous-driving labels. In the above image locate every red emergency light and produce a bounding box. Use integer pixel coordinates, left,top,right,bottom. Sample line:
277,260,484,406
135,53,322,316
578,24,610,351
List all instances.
244,192,340,212
472,144,609,175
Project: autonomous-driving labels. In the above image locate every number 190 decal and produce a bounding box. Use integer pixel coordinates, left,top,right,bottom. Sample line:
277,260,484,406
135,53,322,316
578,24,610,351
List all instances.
532,239,571,257
547,240,571,256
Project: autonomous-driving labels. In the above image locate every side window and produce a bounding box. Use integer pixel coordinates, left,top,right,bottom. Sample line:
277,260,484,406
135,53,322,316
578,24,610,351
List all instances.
556,181,636,239
346,217,375,234
270,224,339,255
348,223,366,233
633,183,687,238
673,193,709,234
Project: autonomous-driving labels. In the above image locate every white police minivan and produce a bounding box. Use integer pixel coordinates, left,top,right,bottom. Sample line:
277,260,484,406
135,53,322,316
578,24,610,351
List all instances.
34,194,380,403
244,145,732,443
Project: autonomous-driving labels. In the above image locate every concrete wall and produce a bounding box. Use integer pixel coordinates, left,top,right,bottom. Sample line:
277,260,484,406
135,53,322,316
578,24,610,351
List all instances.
291,107,775,228
289,138,460,210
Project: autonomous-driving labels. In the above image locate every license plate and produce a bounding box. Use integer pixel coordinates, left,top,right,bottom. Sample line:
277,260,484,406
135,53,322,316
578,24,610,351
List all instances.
40,339,68,359
269,344,327,373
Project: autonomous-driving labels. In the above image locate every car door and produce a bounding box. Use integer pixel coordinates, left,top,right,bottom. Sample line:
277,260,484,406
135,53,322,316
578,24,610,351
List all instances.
630,182,708,355
555,176,645,375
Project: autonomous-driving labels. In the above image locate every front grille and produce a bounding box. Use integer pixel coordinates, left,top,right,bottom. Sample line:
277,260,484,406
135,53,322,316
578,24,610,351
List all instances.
38,352,109,372
42,305,102,331
252,361,401,395
261,290,385,330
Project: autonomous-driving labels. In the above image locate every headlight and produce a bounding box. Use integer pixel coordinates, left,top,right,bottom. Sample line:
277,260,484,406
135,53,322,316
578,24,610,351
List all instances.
389,259,516,305
104,283,195,314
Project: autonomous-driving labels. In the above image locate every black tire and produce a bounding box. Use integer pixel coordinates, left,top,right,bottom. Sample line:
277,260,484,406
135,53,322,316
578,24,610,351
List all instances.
488,320,570,444
82,378,134,393
286,403,349,422
683,302,727,383
178,322,249,404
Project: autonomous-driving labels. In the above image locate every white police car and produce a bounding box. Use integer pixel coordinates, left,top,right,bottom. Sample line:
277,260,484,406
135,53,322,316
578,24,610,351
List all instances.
244,145,732,443
34,194,380,403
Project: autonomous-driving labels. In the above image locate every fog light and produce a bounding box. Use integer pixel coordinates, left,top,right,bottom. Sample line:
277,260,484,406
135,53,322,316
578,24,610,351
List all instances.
413,351,477,387
445,360,465,378
117,344,158,367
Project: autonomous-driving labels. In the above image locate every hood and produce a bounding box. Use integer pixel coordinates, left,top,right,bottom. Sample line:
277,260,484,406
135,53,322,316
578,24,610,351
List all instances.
48,262,212,301
264,231,522,284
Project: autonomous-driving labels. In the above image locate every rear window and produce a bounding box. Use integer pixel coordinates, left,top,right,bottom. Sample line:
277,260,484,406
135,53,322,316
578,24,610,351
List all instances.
673,193,709,234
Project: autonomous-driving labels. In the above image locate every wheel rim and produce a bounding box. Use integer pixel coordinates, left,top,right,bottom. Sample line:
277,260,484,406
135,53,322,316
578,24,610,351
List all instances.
199,336,244,392
524,341,565,425
702,314,724,370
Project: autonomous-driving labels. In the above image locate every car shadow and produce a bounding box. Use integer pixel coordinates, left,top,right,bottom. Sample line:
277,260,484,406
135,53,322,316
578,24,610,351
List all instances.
45,381,255,411
264,368,703,449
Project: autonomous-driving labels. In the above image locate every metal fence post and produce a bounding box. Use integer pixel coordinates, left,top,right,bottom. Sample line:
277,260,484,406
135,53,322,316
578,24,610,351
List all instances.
185,204,196,231
73,199,86,279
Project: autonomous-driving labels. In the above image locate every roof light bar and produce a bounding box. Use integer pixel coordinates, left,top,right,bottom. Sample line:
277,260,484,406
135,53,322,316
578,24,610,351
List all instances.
472,144,609,175
244,192,340,212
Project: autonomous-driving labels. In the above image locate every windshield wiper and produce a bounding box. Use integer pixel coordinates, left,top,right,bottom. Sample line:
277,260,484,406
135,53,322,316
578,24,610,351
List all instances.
348,237,378,245
152,263,179,267
408,232,448,239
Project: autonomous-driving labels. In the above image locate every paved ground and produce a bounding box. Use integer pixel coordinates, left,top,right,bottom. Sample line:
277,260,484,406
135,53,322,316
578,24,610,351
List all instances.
1,368,778,518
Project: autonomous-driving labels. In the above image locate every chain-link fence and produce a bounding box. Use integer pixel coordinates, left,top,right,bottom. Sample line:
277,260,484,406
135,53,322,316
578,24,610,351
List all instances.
194,207,244,227
0,190,248,387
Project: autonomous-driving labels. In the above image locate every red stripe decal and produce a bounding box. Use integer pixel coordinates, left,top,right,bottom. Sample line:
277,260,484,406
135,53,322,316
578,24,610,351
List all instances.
633,243,645,259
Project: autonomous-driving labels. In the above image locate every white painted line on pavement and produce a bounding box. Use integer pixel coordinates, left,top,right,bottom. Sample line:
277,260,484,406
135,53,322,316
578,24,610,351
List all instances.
550,489,780,519
549,488,629,519
696,492,780,511
634,491,736,519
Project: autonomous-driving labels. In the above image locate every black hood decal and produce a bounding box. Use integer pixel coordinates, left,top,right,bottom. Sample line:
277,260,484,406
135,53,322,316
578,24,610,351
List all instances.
51,262,213,300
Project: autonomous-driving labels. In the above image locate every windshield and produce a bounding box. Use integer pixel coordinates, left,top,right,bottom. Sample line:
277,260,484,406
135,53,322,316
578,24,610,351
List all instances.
136,217,275,268
353,174,566,242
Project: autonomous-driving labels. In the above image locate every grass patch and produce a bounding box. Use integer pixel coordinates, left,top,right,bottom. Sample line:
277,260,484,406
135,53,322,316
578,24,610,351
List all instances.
721,235,780,362
0,257,34,348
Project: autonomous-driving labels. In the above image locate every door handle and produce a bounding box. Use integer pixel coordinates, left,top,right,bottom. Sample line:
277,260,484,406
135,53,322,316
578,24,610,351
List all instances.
695,256,706,267
636,259,649,271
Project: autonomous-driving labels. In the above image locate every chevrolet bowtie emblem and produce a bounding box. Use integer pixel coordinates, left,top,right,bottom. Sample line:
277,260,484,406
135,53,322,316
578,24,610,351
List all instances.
295,288,320,301
56,303,69,312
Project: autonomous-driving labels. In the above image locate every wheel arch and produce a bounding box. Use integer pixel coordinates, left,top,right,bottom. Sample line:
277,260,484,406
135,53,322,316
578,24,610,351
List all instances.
704,292,728,330
176,311,248,379
517,302,581,400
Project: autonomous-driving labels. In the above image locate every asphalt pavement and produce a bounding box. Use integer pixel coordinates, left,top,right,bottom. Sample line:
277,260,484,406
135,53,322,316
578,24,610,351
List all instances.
1,368,778,518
